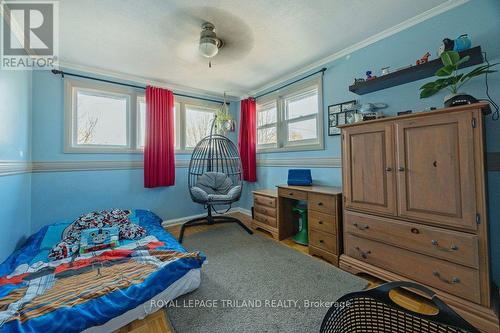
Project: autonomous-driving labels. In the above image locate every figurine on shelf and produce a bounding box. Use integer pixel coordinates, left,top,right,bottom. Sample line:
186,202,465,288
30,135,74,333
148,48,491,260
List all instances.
366,71,377,80
354,78,365,84
416,52,431,65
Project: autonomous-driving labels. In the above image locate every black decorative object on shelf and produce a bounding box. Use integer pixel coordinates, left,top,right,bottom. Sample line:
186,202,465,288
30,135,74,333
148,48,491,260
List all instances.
349,46,483,95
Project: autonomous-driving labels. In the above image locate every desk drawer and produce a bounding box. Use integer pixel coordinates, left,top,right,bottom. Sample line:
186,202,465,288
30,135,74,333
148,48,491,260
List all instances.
254,195,276,208
278,188,307,201
254,204,277,218
344,211,479,268
254,212,277,227
309,210,336,235
309,229,337,254
308,193,336,214
345,234,480,303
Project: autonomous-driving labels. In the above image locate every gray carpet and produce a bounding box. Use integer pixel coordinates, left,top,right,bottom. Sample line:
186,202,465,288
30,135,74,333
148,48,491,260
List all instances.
168,224,367,333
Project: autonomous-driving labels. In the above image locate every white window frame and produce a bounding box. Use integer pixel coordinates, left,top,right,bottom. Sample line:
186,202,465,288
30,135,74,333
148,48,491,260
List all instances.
256,100,278,150
256,76,324,153
64,78,141,153
65,79,220,154
176,97,219,153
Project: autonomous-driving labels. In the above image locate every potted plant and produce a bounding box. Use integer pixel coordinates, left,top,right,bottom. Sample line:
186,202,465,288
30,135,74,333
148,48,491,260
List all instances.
420,51,498,107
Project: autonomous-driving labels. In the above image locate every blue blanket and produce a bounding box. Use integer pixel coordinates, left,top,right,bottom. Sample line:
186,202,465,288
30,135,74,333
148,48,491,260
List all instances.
0,210,205,333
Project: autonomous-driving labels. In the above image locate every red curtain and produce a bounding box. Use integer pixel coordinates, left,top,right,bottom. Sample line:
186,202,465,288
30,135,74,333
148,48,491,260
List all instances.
144,86,175,188
238,98,257,182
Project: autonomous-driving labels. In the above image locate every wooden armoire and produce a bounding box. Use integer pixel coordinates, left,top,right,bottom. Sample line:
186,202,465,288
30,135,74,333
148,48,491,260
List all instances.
339,103,499,333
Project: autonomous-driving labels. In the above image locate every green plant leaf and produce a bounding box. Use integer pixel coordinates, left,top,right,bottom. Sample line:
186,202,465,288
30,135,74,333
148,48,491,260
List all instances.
441,51,460,66
420,82,437,90
455,55,470,67
436,65,454,77
420,88,439,98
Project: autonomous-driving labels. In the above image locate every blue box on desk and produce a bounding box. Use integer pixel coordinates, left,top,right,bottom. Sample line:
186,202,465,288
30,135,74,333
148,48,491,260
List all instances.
287,169,312,186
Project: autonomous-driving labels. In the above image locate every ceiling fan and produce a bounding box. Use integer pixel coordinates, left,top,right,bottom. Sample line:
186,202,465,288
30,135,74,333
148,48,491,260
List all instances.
198,22,223,67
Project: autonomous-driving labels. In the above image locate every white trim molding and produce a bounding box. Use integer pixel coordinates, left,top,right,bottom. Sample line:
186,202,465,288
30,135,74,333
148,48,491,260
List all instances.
161,207,252,228
57,61,242,101
0,161,32,177
248,0,470,97
257,157,341,168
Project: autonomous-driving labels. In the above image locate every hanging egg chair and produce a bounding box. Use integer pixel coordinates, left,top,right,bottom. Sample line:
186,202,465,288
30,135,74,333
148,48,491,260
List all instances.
178,115,253,243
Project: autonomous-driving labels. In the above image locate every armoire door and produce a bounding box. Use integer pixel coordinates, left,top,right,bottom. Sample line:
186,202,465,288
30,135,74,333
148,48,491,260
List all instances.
395,111,477,231
342,123,396,215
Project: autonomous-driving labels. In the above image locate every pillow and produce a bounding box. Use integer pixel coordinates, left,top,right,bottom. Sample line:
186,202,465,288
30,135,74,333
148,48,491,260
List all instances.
80,227,120,254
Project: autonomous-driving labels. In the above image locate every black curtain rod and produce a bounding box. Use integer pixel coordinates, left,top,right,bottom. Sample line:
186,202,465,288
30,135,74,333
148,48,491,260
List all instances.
253,67,327,100
51,69,229,105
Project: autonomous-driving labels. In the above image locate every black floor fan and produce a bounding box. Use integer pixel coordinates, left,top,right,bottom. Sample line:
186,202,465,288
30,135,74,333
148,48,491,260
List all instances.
178,116,253,243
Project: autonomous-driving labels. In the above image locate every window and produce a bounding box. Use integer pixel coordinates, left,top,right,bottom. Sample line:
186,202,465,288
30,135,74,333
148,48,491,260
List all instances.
65,78,219,153
257,101,277,148
185,104,217,149
256,77,323,152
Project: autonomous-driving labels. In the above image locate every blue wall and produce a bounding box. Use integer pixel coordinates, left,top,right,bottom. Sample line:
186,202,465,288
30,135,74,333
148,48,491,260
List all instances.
238,0,500,284
0,71,32,262
30,70,240,230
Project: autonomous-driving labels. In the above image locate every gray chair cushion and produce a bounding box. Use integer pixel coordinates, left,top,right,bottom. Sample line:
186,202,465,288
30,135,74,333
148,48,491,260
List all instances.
190,172,241,203
208,185,242,202
195,172,233,195
191,186,210,202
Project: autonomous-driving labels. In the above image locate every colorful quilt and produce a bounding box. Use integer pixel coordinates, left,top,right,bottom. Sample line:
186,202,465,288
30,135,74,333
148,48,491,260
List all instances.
0,210,205,333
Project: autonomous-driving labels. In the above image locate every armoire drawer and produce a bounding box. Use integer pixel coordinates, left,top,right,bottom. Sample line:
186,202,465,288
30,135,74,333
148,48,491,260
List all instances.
309,210,336,234
345,234,481,303
254,195,276,208
344,211,479,268
254,204,277,218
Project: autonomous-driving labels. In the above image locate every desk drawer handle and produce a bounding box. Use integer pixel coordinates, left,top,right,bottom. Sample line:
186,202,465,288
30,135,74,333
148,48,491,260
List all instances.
318,221,323,225
432,271,460,284
319,239,324,244
353,222,369,230
431,240,459,252
289,192,294,196
317,202,324,206
355,246,371,259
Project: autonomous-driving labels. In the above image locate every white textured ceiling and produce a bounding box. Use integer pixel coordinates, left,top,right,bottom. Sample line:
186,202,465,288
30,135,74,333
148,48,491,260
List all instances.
58,0,450,97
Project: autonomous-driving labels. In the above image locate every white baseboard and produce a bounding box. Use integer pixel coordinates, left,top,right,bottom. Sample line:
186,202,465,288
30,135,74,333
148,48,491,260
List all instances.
161,207,252,228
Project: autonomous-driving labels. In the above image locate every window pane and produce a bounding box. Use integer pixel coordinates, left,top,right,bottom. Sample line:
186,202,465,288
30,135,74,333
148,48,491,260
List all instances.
257,104,277,127
258,127,277,145
137,99,146,148
287,91,318,119
288,118,317,142
76,91,127,146
185,105,215,148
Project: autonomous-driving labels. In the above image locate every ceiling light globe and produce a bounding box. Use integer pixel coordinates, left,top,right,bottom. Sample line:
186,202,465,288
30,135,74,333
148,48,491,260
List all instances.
199,39,219,58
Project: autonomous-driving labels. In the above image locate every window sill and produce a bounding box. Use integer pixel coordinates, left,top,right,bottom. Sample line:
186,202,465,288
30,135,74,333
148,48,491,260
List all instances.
257,142,324,154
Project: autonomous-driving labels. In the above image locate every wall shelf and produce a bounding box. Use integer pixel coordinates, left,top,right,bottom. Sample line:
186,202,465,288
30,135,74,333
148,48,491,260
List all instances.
349,46,483,95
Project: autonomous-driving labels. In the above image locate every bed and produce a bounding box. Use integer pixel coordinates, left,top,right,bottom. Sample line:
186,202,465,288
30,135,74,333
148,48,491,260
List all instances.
0,210,205,333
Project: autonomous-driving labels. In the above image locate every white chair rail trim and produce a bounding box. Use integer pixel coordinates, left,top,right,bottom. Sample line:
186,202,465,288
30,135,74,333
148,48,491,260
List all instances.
1,153,498,175
0,161,32,176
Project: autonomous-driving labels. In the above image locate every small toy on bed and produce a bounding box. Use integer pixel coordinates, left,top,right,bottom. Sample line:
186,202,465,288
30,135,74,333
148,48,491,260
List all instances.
80,227,120,254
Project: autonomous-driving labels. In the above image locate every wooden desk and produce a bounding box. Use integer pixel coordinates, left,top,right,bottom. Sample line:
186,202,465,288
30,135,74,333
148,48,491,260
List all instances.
252,185,343,266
